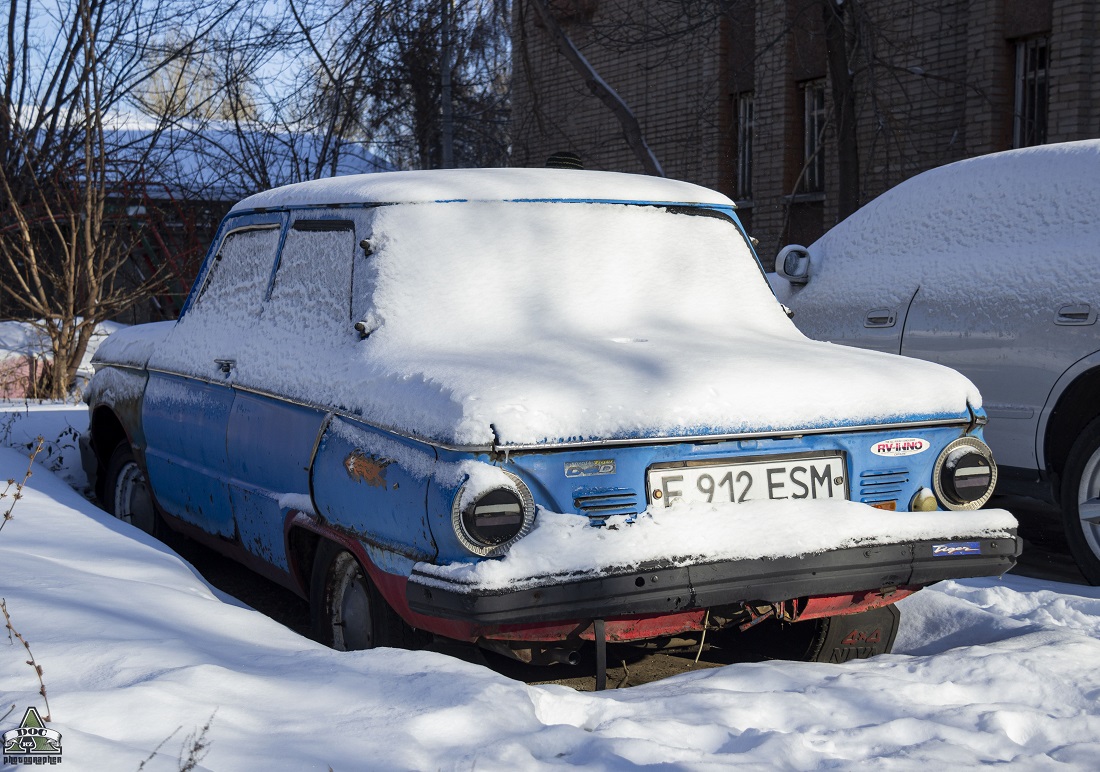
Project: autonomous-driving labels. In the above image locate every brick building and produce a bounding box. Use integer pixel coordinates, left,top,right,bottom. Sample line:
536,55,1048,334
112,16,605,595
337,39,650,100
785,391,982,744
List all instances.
512,0,1100,266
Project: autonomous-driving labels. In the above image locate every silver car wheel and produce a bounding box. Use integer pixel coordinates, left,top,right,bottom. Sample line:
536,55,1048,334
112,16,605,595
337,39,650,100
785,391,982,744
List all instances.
1076,446,1100,561
1062,418,1100,585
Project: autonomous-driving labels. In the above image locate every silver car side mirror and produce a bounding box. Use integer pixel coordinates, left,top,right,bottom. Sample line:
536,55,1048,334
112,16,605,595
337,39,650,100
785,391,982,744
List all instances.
775,245,811,285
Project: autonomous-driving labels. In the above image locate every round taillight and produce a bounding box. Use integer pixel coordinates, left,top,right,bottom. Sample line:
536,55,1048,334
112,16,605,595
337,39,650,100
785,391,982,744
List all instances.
452,470,535,557
463,488,524,546
933,437,997,510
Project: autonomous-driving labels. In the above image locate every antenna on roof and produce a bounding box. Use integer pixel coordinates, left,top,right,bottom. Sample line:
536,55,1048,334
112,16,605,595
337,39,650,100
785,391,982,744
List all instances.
545,152,584,170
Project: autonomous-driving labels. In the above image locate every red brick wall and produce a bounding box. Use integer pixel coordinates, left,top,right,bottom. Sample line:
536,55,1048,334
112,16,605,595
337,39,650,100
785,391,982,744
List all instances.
512,1,724,183
1048,1,1099,141
513,0,1100,268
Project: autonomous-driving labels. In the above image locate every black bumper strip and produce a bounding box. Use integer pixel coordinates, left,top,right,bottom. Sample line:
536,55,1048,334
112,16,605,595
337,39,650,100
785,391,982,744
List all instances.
406,536,1020,626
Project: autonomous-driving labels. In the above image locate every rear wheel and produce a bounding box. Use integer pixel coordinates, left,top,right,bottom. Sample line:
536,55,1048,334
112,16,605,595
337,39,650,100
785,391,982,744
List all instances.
103,443,163,538
309,539,423,650
1060,418,1100,585
719,604,900,663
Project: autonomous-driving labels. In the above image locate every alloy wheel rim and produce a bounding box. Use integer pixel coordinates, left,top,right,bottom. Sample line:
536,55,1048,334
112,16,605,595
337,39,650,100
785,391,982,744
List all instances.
1077,446,1100,560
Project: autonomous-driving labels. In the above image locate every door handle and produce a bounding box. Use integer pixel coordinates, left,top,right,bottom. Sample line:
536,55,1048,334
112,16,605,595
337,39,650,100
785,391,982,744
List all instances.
1056,304,1096,326
864,309,897,328
214,358,236,375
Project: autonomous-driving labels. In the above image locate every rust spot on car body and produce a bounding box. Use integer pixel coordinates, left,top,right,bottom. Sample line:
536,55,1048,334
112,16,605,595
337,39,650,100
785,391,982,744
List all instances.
344,450,391,488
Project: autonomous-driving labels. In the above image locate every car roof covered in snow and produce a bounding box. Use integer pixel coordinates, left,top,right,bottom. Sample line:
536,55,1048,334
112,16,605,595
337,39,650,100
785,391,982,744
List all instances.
768,139,1100,321
809,138,1100,267
228,168,736,212
114,184,983,449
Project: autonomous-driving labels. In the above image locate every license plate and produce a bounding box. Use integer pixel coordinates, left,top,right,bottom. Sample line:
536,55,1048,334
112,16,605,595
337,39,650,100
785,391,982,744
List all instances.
647,454,848,507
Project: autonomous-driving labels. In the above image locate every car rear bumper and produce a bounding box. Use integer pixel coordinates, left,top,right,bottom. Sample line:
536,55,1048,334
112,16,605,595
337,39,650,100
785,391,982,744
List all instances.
406,536,1020,626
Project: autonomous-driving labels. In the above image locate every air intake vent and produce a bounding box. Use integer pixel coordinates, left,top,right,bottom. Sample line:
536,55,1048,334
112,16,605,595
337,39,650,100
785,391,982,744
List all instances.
859,468,910,504
573,487,640,525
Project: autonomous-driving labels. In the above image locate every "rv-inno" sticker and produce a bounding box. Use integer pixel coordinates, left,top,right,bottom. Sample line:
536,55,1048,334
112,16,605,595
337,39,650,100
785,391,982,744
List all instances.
871,438,930,457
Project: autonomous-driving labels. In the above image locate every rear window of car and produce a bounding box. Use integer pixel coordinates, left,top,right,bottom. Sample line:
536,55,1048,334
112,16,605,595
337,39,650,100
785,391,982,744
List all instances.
355,201,779,350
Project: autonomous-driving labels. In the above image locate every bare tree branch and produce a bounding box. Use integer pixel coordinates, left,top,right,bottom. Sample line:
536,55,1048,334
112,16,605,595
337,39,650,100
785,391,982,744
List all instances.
0,0,242,397
526,0,663,177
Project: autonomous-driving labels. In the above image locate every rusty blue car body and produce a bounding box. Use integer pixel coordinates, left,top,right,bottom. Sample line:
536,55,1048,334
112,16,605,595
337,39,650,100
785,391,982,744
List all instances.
83,169,1019,665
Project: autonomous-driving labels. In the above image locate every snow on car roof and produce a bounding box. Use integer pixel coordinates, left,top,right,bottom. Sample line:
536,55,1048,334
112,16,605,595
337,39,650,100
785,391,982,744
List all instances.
780,139,1100,320
814,139,1100,260
229,167,736,211
116,194,982,448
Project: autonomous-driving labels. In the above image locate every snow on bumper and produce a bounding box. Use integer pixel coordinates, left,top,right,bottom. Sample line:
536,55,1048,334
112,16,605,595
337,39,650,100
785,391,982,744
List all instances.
407,500,1020,625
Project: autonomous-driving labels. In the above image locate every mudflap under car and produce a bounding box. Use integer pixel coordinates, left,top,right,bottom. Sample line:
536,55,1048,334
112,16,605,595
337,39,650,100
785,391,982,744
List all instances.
808,603,900,662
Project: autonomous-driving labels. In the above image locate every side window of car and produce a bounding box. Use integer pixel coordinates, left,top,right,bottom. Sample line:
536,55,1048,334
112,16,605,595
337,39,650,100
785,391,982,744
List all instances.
157,224,281,379
193,226,281,318
267,219,355,333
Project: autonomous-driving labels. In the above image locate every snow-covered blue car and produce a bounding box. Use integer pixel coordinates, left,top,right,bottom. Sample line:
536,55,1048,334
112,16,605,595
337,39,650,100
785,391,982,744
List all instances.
84,169,1019,670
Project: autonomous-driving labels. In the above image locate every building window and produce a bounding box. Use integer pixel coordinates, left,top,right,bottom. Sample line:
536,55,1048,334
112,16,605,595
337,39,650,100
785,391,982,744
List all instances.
801,80,826,193
1014,37,1049,148
735,92,754,200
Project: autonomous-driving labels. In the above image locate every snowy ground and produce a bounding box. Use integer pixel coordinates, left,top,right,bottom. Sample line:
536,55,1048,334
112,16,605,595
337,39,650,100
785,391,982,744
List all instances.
3,405,1100,770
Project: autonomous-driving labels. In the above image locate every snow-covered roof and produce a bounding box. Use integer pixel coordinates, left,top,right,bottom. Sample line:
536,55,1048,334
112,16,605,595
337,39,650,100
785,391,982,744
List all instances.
229,168,736,212
798,139,1100,304
102,195,980,448
814,139,1100,261
0,319,125,379
100,125,394,202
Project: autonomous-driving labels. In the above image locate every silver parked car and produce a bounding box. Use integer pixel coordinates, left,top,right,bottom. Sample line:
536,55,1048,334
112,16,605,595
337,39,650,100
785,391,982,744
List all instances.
770,140,1100,583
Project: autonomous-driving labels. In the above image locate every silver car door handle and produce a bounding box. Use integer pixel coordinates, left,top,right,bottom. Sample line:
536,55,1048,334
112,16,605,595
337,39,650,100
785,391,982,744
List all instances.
1055,304,1096,326
864,309,897,328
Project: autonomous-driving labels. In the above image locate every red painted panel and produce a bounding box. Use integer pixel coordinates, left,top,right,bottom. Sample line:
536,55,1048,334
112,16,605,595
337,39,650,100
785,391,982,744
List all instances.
791,587,918,621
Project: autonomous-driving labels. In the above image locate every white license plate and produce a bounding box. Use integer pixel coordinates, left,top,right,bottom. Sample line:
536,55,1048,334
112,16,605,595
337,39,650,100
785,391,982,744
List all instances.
647,455,847,507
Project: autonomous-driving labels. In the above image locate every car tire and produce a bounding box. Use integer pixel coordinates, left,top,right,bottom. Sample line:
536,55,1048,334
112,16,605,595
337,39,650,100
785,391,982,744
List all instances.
103,443,163,538
718,604,900,663
1060,418,1100,585
309,539,423,651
